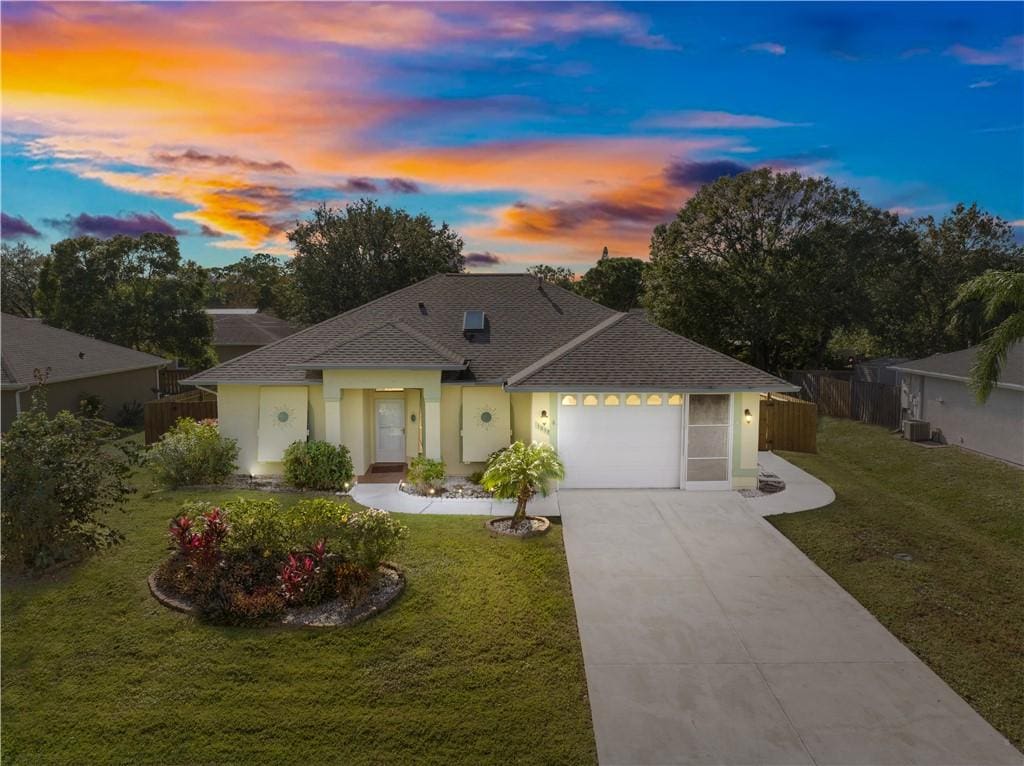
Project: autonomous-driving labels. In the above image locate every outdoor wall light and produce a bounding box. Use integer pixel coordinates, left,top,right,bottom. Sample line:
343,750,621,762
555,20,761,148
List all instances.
744,408,753,424
540,409,548,422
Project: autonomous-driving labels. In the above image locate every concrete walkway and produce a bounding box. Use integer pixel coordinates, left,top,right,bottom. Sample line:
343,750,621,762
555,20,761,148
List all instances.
349,481,561,517
747,450,836,516
561,477,1021,764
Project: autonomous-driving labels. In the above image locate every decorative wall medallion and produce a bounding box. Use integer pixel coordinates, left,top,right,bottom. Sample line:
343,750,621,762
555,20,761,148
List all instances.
273,404,295,428
476,406,496,430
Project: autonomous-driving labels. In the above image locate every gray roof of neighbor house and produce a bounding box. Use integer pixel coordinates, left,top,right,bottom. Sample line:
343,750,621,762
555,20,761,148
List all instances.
891,343,1024,390
184,274,794,392
207,311,301,347
1,313,167,389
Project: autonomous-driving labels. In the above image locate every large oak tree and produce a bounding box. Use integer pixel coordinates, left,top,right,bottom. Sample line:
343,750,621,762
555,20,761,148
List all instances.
644,168,907,373
36,233,215,368
288,200,464,323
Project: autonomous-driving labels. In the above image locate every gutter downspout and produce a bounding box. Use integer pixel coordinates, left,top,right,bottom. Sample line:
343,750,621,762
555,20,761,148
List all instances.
14,384,32,418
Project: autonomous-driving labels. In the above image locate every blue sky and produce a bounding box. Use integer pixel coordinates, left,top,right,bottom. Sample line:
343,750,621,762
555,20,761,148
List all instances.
2,2,1021,269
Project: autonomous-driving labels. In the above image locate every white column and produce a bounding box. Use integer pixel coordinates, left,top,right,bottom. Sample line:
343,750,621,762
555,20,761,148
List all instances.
424,397,441,460
324,394,341,446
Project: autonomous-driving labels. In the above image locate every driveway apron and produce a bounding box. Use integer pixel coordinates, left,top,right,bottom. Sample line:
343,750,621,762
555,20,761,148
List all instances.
560,486,1022,766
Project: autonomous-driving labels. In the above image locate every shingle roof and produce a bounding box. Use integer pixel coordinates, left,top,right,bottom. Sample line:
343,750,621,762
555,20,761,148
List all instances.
1,314,167,388
506,312,794,392
184,274,792,392
891,343,1023,389
209,312,300,347
185,274,615,384
295,321,466,369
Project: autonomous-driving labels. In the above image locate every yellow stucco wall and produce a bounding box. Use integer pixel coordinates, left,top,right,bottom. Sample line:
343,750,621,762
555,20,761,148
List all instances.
731,392,760,489
510,392,531,442
219,383,325,476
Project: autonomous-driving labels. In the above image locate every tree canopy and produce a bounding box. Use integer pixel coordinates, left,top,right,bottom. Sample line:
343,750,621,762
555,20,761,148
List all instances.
644,168,907,372
525,264,576,290
206,252,300,319
863,203,1023,358
288,200,464,323
36,233,215,368
1,242,45,317
576,255,646,311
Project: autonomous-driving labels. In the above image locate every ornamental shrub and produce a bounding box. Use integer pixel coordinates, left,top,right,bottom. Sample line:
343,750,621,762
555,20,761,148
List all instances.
218,497,291,559
337,507,409,569
1,391,140,570
158,496,406,623
282,440,354,491
406,455,445,493
287,497,352,548
148,417,238,488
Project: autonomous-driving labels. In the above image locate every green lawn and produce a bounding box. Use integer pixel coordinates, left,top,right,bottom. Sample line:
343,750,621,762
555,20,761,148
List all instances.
768,417,1024,750
1,464,596,765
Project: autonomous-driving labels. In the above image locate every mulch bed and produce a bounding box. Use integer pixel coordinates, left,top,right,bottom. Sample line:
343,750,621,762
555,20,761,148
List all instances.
148,563,405,628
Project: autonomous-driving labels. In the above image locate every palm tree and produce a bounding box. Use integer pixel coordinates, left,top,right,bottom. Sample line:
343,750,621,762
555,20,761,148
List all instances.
481,441,565,528
953,270,1024,402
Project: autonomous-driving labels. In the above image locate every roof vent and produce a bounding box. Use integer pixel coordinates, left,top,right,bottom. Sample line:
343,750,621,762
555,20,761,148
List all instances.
418,301,428,315
463,310,486,333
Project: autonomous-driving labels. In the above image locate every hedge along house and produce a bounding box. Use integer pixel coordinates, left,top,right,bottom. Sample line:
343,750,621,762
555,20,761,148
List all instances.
183,274,796,489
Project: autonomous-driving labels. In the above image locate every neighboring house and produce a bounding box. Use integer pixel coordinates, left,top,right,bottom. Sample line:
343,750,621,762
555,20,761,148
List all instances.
891,344,1024,465
854,357,908,386
1,314,168,430
185,274,796,489
205,308,301,363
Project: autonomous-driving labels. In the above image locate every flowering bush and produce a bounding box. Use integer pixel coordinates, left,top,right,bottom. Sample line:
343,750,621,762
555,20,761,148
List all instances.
157,496,407,624
148,417,238,488
282,440,354,491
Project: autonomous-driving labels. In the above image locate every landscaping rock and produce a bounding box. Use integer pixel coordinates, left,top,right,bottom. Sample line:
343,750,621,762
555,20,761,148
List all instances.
148,563,405,628
486,515,550,538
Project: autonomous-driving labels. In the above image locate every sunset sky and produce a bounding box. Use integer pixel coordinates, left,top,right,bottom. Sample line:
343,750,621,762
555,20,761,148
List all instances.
2,2,1022,270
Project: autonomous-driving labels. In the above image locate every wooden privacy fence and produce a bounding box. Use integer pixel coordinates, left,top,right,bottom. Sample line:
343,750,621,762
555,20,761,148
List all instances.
158,368,196,396
791,372,902,430
144,389,218,445
758,394,818,453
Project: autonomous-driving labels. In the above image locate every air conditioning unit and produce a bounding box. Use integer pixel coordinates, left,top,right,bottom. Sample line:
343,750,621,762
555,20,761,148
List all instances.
903,419,931,442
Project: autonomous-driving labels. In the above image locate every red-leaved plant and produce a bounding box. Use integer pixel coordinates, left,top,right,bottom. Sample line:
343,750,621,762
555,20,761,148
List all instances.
169,507,228,560
278,539,327,605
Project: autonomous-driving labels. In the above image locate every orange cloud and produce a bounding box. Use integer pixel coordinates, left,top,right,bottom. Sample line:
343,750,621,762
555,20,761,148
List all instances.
1,3,710,262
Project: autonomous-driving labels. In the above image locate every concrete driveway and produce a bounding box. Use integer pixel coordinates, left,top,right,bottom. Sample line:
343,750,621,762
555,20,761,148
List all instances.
561,485,1022,765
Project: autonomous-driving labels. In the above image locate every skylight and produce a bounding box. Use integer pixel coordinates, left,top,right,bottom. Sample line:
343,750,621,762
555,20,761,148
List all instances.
463,310,486,332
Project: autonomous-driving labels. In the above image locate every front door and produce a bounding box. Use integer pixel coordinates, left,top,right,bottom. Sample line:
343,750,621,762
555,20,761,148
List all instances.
375,399,406,463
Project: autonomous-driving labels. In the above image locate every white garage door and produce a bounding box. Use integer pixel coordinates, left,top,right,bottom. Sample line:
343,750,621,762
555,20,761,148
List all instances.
557,393,682,488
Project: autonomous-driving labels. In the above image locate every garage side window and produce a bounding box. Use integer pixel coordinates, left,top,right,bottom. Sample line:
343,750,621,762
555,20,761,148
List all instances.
582,394,599,406
561,394,577,406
